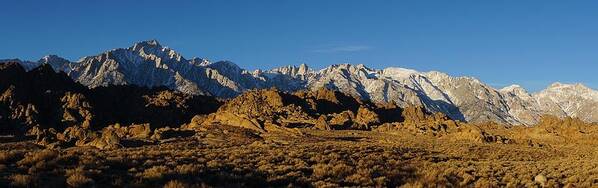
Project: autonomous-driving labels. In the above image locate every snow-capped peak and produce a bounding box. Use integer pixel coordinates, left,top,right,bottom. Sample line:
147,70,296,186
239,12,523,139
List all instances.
539,82,598,101
126,40,185,62
130,39,165,54
500,84,531,98
500,84,525,93
546,82,591,91
133,39,161,48
381,67,420,79
39,55,69,63
270,63,312,76
5,39,594,126
189,57,211,66
319,63,376,74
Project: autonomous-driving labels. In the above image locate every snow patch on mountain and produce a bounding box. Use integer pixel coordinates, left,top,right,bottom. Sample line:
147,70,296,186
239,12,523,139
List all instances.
2,40,596,125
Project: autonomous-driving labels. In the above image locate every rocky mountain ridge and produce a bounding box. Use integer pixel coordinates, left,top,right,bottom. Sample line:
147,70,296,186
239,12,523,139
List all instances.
1,62,456,149
0,61,221,136
2,40,596,125
0,61,596,151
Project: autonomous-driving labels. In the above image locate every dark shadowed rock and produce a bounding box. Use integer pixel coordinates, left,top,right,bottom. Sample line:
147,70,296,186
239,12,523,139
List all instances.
0,63,221,138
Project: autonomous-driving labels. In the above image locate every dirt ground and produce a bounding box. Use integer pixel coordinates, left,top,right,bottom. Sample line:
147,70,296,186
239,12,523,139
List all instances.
1,123,597,188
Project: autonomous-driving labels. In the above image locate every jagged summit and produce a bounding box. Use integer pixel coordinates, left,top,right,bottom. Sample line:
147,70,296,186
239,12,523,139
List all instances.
545,82,593,91
500,84,528,94
135,39,161,47
131,39,163,52
270,63,311,78
532,82,598,123
381,67,420,79
501,84,523,90
39,55,68,62
539,82,597,100
1,39,596,125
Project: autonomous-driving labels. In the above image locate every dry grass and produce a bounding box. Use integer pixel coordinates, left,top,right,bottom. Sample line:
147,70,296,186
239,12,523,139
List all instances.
65,168,94,187
142,165,172,180
0,124,597,187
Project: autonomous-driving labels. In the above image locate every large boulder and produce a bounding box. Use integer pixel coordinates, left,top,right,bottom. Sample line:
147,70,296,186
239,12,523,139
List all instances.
127,123,151,139
328,111,355,130
83,128,121,150
354,106,380,129
197,88,418,131
60,92,94,129
151,127,195,140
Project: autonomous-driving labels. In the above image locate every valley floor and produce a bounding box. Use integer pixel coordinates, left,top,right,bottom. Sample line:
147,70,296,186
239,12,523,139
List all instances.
1,124,597,188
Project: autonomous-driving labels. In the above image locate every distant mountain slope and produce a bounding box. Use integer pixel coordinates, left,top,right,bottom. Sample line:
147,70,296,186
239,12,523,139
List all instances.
2,40,596,125
533,83,597,123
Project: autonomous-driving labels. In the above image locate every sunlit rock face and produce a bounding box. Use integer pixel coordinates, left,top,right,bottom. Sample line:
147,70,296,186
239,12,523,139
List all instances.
4,40,596,125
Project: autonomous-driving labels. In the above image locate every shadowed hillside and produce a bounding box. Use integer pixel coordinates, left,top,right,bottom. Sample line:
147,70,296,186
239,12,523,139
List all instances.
0,62,221,135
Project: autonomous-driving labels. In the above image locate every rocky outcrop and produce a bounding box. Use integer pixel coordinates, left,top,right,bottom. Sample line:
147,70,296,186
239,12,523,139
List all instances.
197,88,314,132
109,123,152,139
354,107,380,128
520,115,598,144
0,62,221,140
151,127,195,140
195,88,426,132
60,93,94,129
88,87,220,129
376,105,512,144
0,62,87,134
83,128,121,150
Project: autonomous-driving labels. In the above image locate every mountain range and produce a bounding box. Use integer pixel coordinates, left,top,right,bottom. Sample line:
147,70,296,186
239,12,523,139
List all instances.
2,40,596,125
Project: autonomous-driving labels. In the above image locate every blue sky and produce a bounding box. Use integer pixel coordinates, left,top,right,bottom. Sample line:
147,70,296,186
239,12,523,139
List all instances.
1,0,597,91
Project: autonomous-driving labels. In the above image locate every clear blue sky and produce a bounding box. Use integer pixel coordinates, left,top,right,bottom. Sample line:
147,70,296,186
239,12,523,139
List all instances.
1,0,597,91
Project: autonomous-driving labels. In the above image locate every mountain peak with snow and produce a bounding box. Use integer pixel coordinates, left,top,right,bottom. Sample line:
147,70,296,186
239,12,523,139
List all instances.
133,39,162,48
39,55,68,62
546,82,592,91
500,84,527,93
381,67,420,79
2,39,595,125
539,82,598,101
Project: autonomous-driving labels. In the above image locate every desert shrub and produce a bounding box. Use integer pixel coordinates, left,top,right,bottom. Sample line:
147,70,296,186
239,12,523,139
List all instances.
473,178,499,187
17,149,58,166
311,164,330,178
142,165,171,179
66,172,94,187
345,167,374,186
163,180,189,188
330,163,353,179
10,174,34,187
0,150,23,163
404,168,457,187
206,159,222,169
312,180,338,188
175,164,201,175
